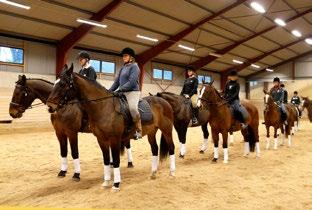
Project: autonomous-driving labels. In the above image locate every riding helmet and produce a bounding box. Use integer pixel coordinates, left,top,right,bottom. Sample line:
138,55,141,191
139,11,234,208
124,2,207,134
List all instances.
273,77,280,82
78,51,91,60
185,65,195,72
280,84,285,88
121,47,135,57
229,69,238,76
294,91,298,94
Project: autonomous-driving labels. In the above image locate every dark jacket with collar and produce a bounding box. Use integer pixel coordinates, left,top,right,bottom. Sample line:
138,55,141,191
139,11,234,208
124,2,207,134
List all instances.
180,77,198,97
224,80,240,104
78,66,97,81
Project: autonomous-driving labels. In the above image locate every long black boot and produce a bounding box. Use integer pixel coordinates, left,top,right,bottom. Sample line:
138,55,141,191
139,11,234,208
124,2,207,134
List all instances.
192,108,199,125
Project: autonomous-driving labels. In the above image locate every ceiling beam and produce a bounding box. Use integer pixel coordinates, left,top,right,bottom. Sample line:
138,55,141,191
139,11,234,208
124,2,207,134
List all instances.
246,49,312,80
55,0,123,75
189,8,312,70
136,0,248,65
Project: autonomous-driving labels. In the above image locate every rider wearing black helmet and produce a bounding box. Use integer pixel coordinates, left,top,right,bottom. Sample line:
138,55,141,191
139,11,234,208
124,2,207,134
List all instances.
270,77,287,124
78,51,97,81
109,47,142,140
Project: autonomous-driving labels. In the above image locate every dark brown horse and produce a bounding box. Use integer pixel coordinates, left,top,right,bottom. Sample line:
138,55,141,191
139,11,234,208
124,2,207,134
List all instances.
46,64,176,191
263,90,296,149
197,81,260,163
302,96,312,122
9,75,134,182
155,92,210,157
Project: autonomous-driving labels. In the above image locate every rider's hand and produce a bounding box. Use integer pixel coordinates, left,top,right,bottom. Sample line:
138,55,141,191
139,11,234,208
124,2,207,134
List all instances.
184,94,190,99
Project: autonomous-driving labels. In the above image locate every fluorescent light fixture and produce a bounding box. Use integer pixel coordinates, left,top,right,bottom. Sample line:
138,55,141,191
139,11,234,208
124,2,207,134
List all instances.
0,0,30,9
305,38,312,45
233,59,243,64
291,30,302,37
274,18,286,26
266,68,274,72
251,64,260,69
250,2,266,13
178,44,195,51
77,18,107,28
209,52,222,58
136,34,158,42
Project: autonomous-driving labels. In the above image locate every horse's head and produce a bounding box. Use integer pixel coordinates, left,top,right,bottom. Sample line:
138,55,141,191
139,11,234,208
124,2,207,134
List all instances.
47,64,75,113
9,75,37,118
197,80,219,108
301,96,309,109
263,89,272,105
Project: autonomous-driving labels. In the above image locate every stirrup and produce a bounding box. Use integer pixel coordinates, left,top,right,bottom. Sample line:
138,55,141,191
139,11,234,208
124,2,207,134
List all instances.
192,117,198,125
133,131,142,140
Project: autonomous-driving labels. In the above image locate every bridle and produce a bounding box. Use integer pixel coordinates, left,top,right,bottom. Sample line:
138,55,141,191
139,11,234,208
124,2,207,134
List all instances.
197,85,228,109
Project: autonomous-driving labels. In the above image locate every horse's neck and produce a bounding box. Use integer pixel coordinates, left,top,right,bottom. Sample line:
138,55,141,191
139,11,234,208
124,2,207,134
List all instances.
75,78,111,101
28,80,53,103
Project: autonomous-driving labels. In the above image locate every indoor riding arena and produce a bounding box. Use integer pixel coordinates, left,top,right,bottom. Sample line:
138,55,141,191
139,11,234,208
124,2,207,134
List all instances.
1,1,312,210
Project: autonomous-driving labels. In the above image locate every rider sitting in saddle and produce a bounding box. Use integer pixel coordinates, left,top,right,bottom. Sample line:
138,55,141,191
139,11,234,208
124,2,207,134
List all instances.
223,70,248,129
78,51,97,81
280,83,288,103
180,65,199,125
270,77,287,124
291,91,302,118
109,47,142,140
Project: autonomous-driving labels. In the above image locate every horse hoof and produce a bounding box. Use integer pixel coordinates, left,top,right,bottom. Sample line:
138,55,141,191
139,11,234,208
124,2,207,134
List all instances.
110,163,114,168
169,171,175,177
112,183,120,192
243,154,249,157
102,180,110,188
127,162,134,168
211,158,218,163
72,173,80,182
57,170,67,177
223,159,229,164
179,154,184,159
150,171,157,180
199,150,205,154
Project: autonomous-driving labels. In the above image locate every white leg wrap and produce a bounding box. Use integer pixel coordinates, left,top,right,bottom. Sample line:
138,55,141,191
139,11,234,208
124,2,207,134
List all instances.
291,127,295,135
109,148,112,162
229,134,234,144
180,143,186,156
169,155,175,172
104,165,111,181
213,147,219,159
61,157,68,171
266,138,270,150
127,148,133,162
73,158,80,173
255,142,261,157
288,135,292,147
151,156,158,172
223,148,229,163
274,138,278,150
200,138,208,151
113,167,121,183
243,142,250,156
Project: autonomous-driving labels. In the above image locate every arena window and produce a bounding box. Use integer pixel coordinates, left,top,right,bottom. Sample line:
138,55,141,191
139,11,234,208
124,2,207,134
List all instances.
0,46,24,65
198,75,211,84
90,59,115,74
152,68,173,81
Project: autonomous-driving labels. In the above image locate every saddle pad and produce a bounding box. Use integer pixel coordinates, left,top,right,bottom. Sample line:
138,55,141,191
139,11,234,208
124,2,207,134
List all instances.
138,99,153,123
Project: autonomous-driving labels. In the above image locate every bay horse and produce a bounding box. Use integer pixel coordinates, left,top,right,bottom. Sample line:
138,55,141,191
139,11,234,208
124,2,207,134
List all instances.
197,81,260,163
9,75,134,182
302,96,312,122
155,92,210,157
46,64,176,191
263,90,296,149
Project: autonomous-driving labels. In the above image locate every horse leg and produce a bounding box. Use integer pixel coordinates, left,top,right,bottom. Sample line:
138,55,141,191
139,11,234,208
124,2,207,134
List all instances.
175,124,187,158
110,139,121,191
199,122,209,153
68,133,80,181
98,139,111,188
265,126,270,150
241,129,250,157
286,124,292,147
211,131,219,163
56,132,68,177
125,141,134,168
228,131,234,146
161,129,176,177
221,132,229,163
148,132,159,179
253,126,261,158
273,127,278,150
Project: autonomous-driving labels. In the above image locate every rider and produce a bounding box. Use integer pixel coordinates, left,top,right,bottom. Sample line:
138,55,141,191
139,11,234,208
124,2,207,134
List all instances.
223,70,248,129
291,91,302,118
270,77,287,124
180,65,199,124
78,51,97,81
109,47,142,140
280,83,288,103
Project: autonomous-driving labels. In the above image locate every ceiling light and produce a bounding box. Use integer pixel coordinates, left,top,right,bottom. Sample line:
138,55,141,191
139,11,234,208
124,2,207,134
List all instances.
0,0,30,9
266,68,274,72
305,38,312,45
251,64,260,69
233,59,243,64
291,30,302,37
250,2,266,13
209,52,222,58
274,18,286,26
76,18,107,28
178,44,195,51
136,34,158,42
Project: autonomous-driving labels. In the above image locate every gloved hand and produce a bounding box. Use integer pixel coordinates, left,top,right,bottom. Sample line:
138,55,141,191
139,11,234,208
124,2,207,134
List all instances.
113,90,123,97
184,94,190,99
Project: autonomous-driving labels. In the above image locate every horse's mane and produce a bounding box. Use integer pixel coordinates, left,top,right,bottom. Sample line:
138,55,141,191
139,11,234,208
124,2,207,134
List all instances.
27,78,54,85
74,73,109,92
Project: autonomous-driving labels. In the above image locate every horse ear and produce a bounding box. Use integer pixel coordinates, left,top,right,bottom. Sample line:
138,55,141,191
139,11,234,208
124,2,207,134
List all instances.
65,63,74,76
263,89,268,94
209,80,214,86
202,78,205,84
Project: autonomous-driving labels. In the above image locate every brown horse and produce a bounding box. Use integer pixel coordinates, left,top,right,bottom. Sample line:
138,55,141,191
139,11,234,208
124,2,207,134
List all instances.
155,92,210,157
302,97,312,122
46,64,176,191
263,90,296,149
197,81,260,163
9,75,134,182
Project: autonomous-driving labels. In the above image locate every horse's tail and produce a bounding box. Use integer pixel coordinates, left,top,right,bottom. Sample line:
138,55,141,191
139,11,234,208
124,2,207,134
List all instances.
247,126,256,152
159,133,169,161
120,141,126,156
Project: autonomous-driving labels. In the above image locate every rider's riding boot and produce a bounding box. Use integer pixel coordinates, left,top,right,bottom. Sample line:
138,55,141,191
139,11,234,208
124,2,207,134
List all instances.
241,123,248,129
192,108,199,125
133,117,142,140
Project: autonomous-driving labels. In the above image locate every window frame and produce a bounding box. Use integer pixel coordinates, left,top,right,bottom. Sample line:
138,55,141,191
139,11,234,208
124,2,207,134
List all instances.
152,67,173,81
198,75,211,84
0,45,24,66
89,59,116,75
